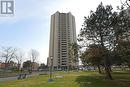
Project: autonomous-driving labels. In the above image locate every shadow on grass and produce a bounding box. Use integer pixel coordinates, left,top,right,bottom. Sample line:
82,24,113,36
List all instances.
75,74,130,87
112,71,130,75
75,75,105,87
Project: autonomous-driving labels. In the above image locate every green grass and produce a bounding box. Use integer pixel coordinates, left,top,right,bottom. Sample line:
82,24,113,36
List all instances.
0,71,130,87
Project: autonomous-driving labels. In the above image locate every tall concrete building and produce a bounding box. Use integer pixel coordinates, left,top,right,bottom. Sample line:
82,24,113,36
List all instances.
48,11,78,70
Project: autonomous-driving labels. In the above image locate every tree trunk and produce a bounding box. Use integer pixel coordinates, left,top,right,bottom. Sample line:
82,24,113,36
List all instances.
104,65,113,80
67,65,69,73
128,64,130,69
17,63,21,71
122,65,126,71
108,66,112,72
104,55,113,80
100,39,112,80
97,65,102,74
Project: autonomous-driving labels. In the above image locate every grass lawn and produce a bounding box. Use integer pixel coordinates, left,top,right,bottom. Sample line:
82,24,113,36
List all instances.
0,71,130,87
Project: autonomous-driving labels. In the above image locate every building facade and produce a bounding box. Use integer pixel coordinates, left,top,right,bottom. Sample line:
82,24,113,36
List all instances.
48,11,78,70
0,61,18,69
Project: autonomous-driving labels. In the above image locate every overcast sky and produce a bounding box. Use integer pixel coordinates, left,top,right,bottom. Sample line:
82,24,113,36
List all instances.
0,0,122,64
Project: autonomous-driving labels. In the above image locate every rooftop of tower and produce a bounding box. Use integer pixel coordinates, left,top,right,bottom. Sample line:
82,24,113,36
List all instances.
54,11,72,14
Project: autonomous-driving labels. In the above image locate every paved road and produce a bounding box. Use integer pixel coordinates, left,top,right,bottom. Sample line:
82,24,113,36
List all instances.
0,72,46,82
0,76,17,82
0,74,34,82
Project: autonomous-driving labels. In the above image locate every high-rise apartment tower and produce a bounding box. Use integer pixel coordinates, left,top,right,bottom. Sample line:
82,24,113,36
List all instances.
48,11,78,70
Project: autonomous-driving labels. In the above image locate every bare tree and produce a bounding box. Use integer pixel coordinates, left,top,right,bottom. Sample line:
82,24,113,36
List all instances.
15,50,24,71
28,49,39,71
0,51,2,62
1,47,17,70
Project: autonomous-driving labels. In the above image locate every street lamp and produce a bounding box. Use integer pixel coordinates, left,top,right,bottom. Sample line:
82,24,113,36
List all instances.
48,56,53,82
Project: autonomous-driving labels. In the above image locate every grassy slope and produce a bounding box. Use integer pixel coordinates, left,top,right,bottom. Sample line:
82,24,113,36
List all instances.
0,71,130,87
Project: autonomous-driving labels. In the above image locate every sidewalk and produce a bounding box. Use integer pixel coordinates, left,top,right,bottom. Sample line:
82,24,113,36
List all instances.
0,73,35,82
0,71,47,82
